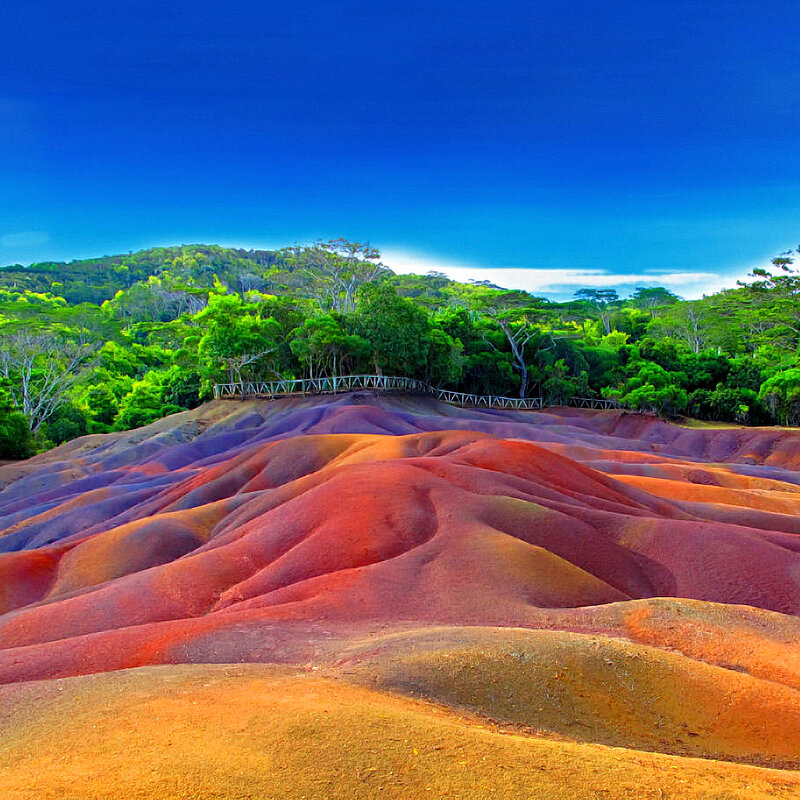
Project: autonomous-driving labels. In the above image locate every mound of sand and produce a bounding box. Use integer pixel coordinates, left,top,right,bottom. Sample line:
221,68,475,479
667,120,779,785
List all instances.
2,393,800,797
2,664,799,800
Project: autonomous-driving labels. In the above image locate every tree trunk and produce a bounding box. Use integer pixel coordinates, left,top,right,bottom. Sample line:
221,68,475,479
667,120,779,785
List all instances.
519,362,528,399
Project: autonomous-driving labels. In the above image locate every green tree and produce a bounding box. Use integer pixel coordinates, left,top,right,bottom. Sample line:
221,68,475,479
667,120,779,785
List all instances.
0,331,96,432
629,287,681,315
0,390,35,458
282,239,390,313
196,293,282,388
42,402,90,445
648,302,709,354
758,368,800,425
542,359,584,405
353,283,432,376
469,288,550,398
603,362,688,415
574,288,620,334
82,383,120,427
290,314,370,379
114,373,185,430
423,326,463,386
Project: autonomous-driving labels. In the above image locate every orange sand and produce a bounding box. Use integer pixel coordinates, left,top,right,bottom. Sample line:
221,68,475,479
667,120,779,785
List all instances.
1,396,800,797
2,664,800,800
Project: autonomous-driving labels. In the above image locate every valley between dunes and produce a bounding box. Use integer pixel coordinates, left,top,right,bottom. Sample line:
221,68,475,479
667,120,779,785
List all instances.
3,393,800,798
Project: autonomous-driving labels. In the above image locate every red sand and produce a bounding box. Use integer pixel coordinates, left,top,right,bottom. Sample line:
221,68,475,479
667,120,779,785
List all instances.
2,395,800,797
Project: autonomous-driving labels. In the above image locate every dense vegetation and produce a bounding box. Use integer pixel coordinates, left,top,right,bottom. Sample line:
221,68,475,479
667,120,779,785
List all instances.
1,239,800,458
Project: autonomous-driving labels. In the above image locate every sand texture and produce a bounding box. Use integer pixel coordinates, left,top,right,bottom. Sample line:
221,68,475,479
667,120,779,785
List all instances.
2,394,800,798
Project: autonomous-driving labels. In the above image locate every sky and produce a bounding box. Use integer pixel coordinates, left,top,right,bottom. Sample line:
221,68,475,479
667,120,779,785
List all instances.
2,1,800,300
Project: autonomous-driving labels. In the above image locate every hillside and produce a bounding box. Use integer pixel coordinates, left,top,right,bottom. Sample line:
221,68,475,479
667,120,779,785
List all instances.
2,239,800,465
0,244,280,304
2,394,800,797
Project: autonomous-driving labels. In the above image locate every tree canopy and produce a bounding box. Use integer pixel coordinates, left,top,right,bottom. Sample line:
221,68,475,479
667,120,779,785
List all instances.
1,239,800,458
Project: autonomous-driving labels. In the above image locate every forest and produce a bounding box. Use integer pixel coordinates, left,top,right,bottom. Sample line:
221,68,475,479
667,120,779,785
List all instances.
1,239,799,458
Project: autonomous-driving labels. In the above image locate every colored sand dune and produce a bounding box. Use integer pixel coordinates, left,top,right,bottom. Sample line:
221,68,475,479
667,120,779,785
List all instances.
2,393,800,798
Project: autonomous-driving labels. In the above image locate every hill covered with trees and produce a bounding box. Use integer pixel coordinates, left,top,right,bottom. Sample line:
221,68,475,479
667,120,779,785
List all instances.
1,238,799,458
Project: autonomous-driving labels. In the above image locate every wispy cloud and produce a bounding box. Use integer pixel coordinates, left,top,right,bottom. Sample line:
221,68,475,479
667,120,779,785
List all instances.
381,249,745,301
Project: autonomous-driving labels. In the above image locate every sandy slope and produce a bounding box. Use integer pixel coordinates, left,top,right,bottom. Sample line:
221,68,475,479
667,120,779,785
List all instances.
2,664,800,800
2,394,800,797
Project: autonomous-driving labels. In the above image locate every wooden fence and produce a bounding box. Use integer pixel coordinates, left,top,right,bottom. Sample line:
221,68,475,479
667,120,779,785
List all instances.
213,374,619,411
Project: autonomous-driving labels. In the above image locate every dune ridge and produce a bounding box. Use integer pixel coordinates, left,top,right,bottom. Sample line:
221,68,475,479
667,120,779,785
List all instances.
2,393,800,797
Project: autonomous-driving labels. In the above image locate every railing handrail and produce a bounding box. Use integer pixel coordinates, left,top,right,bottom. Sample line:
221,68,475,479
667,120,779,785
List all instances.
212,374,619,412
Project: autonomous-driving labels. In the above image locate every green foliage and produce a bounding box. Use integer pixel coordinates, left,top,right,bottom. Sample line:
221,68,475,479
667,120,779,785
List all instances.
689,386,759,424
161,364,202,409
280,239,391,314
0,391,35,459
196,293,283,387
573,288,620,334
42,403,90,445
114,373,186,430
629,286,681,312
290,314,370,379
437,308,515,395
353,283,432,376
607,382,689,416
423,327,463,386
581,345,624,393
0,245,279,304
603,362,689,415
541,359,587,405
2,239,800,455
758,368,800,425
82,383,119,426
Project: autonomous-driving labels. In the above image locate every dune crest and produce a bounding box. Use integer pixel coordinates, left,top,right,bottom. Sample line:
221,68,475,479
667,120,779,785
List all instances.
2,394,800,797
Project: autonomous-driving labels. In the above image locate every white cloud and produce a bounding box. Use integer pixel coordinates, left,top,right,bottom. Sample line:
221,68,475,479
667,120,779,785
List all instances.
381,248,745,301
1,231,50,249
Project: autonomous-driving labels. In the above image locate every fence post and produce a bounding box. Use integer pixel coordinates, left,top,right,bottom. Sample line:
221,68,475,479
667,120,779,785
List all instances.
212,376,617,412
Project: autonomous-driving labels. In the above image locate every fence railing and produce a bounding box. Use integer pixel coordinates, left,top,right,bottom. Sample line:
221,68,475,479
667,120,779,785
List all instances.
213,374,620,412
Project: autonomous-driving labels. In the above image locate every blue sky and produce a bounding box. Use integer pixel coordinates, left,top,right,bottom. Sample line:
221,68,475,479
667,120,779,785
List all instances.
2,1,800,300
